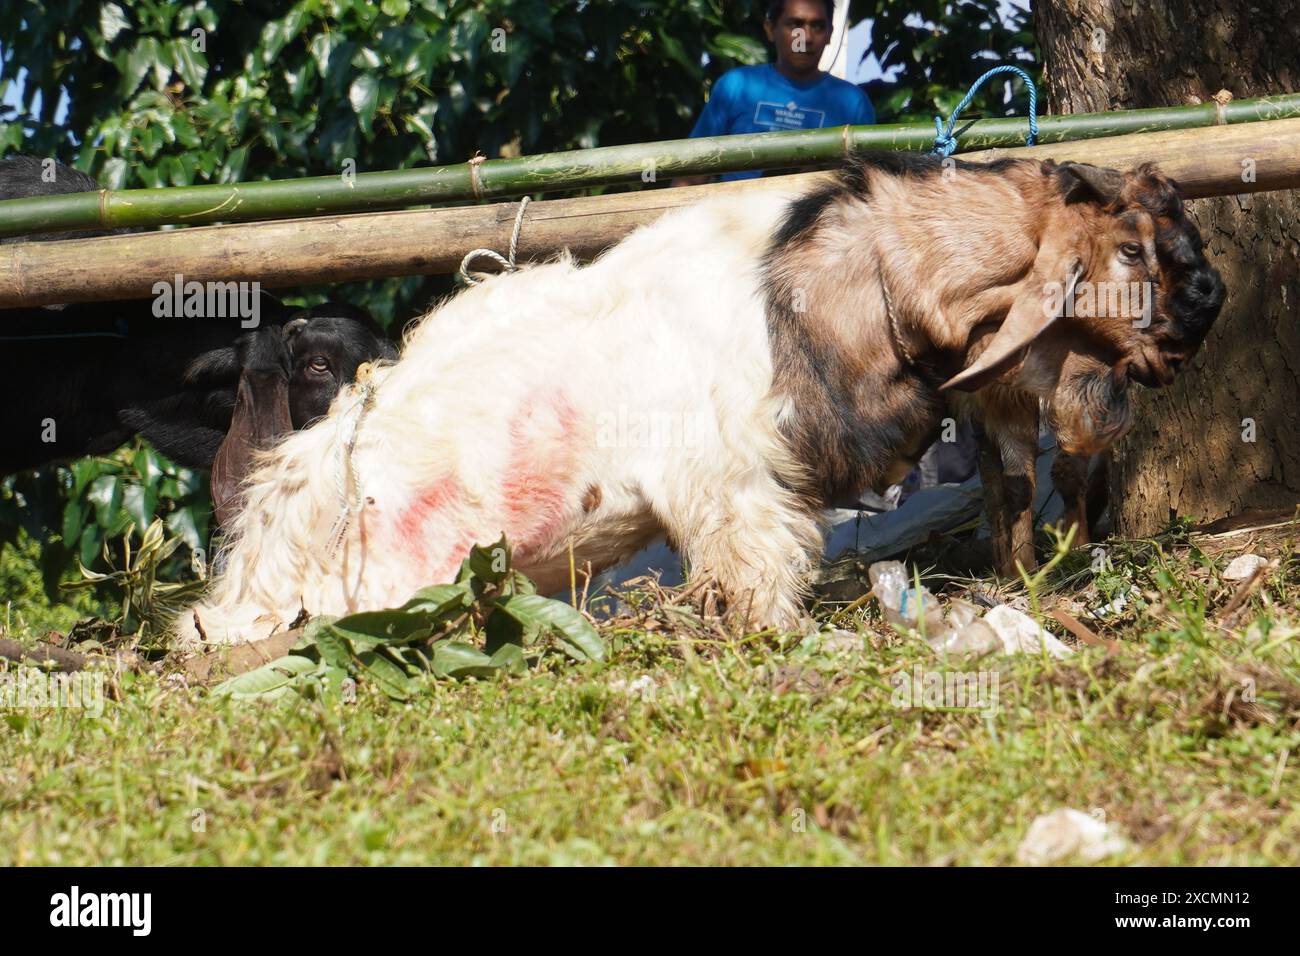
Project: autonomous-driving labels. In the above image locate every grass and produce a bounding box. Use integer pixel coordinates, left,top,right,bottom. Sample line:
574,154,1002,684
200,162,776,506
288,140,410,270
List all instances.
1,524,1298,865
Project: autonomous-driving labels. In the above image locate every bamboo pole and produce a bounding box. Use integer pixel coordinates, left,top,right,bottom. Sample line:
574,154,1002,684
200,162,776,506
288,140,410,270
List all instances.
2,117,1298,310
2,92,1298,240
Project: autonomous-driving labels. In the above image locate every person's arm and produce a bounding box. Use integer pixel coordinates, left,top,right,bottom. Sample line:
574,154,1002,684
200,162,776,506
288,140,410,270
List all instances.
674,73,737,187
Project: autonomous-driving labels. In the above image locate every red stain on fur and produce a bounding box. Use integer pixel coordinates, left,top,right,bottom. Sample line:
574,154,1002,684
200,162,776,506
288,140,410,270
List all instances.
392,476,475,582
502,388,580,560
384,388,581,579
396,476,460,549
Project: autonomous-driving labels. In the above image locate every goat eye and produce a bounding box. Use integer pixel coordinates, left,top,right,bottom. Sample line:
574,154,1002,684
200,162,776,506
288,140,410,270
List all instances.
308,357,330,373
1120,242,1143,261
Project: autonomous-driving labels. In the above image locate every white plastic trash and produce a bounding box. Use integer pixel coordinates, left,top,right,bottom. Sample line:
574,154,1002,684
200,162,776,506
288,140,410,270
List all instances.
1016,808,1130,865
868,561,1073,658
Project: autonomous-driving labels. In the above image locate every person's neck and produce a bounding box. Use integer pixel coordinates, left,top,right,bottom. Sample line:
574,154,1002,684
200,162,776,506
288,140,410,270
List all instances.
773,60,823,85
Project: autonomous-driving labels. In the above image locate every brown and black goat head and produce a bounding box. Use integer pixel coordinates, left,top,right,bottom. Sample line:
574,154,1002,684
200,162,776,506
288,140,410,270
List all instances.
943,160,1226,460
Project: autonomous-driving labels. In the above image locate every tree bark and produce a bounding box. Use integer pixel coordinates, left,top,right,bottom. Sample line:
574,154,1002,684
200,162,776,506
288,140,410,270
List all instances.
1036,0,1300,534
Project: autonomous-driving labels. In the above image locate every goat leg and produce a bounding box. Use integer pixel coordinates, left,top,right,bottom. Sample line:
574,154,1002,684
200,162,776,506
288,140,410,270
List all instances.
977,414,1038,578
1050,452,1091,547
977,433,1013,574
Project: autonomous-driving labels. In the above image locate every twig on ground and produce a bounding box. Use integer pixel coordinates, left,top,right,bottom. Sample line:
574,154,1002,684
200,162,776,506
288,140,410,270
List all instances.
180,628,303,683
1216,560,1277,627
1048,607,1120,654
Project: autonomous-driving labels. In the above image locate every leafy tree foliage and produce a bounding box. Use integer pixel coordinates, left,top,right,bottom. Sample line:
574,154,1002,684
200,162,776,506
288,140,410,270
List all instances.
850,0,1037,123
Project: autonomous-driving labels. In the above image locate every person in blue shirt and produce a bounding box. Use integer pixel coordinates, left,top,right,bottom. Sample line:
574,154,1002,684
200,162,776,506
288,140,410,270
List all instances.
680,0,875,184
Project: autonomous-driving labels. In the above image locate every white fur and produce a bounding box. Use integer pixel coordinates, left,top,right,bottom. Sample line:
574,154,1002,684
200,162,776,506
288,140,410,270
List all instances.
180,189,826,645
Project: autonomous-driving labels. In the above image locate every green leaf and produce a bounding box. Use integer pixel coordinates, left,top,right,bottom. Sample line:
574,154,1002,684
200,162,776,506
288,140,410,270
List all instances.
78,525,102,570
709,33,766,64
431,641,496,679
213,655,320,700
467,534,511,584
487,642,527,675
3,714,33,733
400,582,473,617
100,3,130,43
504,570,536,596
171,38,209,90
303,617,353,670
657,30,694,72
356,650,413,699
61,499,86,545
164,507,201,552
309,32,342,78
132,445,162,484
71,458,108,497
349,74,380,135
218,146,249,184
328,609,430,648
86,474,123,529
380,0,411,18
319,581,473,652
317,664,351,698
494,594,606,663
121,483,157,533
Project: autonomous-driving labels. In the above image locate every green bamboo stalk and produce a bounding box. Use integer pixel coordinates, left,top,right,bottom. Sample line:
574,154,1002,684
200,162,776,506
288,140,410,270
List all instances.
3,92,1298,240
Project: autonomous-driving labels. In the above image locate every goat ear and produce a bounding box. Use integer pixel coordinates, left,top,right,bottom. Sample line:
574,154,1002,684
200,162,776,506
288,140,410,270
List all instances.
940,258,1083,393
1062,162,1125,204
211,330,294,527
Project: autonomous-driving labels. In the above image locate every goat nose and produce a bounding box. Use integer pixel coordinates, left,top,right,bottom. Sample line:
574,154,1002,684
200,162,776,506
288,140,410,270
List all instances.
1198,268,1226,305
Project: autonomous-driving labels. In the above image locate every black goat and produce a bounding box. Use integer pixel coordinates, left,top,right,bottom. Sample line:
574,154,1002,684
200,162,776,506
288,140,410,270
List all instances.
0,155,398,522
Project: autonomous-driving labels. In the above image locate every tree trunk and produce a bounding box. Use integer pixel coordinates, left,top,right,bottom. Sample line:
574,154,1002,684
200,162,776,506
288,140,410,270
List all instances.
1036,0,1300,534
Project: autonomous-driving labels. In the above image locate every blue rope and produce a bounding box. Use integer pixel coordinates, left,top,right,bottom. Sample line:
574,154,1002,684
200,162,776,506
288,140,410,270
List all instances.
932,65,1038,158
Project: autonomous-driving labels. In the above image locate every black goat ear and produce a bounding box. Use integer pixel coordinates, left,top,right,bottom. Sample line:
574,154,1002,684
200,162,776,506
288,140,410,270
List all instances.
1062,162,1125,204
210,340,293,528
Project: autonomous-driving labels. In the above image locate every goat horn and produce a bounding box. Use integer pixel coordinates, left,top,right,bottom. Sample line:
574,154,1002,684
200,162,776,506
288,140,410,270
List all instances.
281,315,310,339
1063,162,1126,204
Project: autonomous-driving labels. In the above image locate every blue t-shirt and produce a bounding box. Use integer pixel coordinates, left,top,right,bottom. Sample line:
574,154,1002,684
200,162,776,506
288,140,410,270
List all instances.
690,64,875,181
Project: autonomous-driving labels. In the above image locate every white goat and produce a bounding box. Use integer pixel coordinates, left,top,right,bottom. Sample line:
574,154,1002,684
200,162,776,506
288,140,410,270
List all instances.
182,187,818,644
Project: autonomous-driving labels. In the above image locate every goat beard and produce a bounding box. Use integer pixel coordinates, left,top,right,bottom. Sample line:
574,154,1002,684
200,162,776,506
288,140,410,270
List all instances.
1047,368,1133,457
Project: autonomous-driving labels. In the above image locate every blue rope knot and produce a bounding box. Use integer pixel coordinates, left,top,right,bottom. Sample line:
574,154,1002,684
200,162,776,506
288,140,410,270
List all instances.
932,64,1038,158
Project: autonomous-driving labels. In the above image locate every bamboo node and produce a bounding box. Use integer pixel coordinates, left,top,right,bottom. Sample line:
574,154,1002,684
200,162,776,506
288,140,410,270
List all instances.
1213,89,1233,124
468,151,487,199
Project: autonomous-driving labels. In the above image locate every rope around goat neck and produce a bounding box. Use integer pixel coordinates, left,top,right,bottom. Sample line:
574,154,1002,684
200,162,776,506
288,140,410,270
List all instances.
326,362,377,557
458,196,531,285
878,261,915,368
321,197,531,555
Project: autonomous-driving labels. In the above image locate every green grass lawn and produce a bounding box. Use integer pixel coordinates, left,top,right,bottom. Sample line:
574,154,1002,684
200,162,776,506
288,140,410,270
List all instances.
1,528,1298,865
